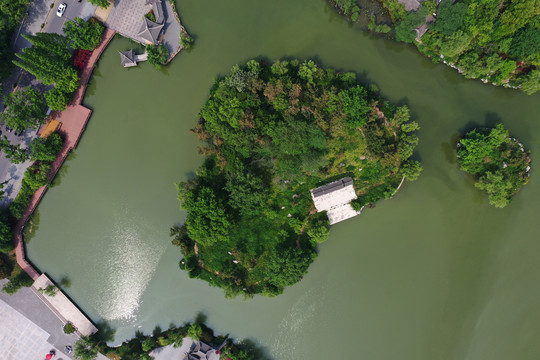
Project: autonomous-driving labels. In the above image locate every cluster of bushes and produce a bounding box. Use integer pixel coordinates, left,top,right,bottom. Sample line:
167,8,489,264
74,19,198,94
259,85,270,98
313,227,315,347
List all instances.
73,49,93,70
173,59,421,297
457,124,531,208
87,0,110,9
1,265,33,295
180,29,195,49
12,17,105,112
329,0,361,22
73,321,257,360
64,322,77,334
7,133,64,219
147,44,169,69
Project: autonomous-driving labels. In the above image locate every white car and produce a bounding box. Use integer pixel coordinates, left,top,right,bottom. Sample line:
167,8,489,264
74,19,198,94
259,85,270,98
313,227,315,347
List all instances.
56,3,67,17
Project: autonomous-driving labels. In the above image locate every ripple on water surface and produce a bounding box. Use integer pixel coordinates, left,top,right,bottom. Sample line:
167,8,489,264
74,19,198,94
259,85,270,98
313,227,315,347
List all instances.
93,203,166,321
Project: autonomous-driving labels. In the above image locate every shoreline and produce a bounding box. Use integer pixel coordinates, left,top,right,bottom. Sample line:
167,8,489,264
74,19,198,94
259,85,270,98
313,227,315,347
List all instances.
9,29,116,340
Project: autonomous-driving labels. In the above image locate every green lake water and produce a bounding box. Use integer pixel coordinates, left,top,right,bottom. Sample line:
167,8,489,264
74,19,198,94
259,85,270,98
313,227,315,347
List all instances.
26,0,540,358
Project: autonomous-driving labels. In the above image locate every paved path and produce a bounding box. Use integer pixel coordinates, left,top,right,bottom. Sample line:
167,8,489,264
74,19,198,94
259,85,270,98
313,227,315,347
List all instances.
33,274,98,336
162,0,182,60
0,279,78,359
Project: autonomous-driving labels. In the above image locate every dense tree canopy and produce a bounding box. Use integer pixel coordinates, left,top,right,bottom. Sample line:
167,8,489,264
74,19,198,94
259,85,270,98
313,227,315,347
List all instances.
146,44,169,69
13,33,79,110
0,211,13,253
457,124,531,208
330,0,540,93
63,17,104,51
87,0,110,9
0,87,48,131
405,0,540,92
0,0,32,80
173,59,421,297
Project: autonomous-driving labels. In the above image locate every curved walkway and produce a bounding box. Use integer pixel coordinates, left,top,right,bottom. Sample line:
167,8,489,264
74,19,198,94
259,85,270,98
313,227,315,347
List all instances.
13,28,116,281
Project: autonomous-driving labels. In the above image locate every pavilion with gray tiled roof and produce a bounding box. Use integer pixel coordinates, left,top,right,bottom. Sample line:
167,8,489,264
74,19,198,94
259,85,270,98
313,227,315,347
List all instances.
119,49,137,67
138,17,164,45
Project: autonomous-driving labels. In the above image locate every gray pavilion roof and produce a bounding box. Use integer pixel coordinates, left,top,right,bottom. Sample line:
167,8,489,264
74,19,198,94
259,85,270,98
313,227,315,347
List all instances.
119,49,137,67
186,340,220,360
145,0,165,23
138,17,164,45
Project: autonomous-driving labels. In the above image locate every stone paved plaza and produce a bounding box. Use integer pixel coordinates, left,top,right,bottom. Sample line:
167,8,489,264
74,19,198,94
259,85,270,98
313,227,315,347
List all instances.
105,0,150,43
0,280,78,359
0,299,67,360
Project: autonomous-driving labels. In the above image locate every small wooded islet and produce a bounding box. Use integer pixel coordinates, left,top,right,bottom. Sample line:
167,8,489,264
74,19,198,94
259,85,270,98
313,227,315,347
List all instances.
172,59,421,297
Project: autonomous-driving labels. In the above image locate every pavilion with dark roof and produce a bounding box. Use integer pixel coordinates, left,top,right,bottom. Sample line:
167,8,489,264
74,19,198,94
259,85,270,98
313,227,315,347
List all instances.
186,340,221,360
119,49,149,67
138,17,165,45
119,50,137,67
146,0,164,23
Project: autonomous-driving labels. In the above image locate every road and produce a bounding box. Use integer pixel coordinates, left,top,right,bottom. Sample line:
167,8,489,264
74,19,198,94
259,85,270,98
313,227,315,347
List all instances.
43,0,98,35
0,126,39,209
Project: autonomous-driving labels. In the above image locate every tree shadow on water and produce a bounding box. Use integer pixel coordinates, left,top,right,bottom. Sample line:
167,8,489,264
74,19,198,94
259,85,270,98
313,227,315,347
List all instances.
236,338,274,360
93,320,116,343
50,151,77,188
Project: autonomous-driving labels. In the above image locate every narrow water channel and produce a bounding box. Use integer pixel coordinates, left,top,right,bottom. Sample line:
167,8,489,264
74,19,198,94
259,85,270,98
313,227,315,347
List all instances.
26,0,540,358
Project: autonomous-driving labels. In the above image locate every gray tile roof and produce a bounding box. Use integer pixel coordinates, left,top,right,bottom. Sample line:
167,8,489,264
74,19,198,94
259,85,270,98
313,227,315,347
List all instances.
119,49,137,67
145,0,165,23
138,17,164,45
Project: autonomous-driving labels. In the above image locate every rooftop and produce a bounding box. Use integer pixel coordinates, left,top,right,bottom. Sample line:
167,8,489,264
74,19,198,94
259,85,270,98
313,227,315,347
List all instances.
311,177,360,225
138,17,164,45
119,49,137,67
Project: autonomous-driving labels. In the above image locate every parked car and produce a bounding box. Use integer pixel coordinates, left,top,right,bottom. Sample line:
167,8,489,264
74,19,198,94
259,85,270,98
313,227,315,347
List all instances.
57,3,67,17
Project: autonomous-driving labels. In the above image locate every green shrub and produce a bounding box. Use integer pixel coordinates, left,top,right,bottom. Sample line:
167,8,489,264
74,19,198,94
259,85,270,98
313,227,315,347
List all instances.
45,88,72,111
457,124,530,208
0,211,13,253
39,284,57,297
180,30,194,49
0,256,11,279
63,17,104,51
2,266,33,295
144,11,156,22
146,44,169,69
64,322,77,334
87,0,110,9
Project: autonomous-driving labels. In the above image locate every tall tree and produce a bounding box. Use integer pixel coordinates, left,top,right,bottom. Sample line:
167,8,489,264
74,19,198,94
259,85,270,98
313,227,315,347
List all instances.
0,87,48,131
63,17,104,51
22,33,71,61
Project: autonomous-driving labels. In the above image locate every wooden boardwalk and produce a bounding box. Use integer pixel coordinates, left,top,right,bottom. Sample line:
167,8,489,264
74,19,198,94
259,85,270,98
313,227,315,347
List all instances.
12,29,115,285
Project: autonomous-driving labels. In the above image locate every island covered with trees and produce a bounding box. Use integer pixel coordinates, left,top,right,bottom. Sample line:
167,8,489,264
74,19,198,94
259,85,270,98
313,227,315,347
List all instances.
329,0,540,94
172,59,422,297
73,319,260,360
457,124,531,208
